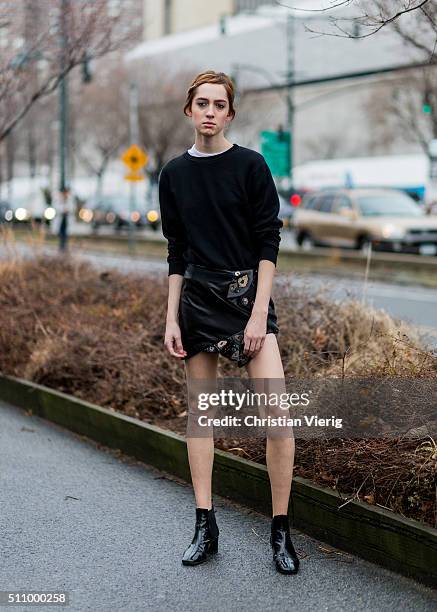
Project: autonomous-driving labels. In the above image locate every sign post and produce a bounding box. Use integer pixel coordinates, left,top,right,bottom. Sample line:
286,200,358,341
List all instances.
427,139,437,215
428,139,437,180
121,144,148,253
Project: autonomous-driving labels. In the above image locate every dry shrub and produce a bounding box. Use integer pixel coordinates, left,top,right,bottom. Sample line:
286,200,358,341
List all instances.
0,254,184,420
273,278,436,378
0,255,435,527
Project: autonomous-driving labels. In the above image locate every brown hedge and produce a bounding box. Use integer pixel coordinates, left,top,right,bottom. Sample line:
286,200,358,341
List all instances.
0,254,435,527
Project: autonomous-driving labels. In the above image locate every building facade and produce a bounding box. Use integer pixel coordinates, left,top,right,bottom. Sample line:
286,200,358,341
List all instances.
128,2,427,166
142,0,276,40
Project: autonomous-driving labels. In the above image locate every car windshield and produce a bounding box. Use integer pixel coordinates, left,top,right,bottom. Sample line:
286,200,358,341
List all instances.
11,196,28,207
356,194,424,217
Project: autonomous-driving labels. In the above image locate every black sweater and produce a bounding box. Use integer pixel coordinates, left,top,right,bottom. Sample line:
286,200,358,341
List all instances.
158,143,283,276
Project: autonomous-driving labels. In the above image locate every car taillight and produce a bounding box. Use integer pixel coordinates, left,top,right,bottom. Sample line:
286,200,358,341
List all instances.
290,194,302,206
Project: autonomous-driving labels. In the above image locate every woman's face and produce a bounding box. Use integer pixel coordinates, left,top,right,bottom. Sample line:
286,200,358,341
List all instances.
187,82,233,137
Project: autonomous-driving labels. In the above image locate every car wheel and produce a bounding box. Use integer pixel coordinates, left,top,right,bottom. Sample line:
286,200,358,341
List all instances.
298,232,315,251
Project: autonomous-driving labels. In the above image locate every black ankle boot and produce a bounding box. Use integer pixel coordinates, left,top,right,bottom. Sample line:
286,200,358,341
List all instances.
182,505,219,566
270,514,300,575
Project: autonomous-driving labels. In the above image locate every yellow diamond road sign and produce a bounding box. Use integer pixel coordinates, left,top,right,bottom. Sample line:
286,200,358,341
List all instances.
121,144,148,171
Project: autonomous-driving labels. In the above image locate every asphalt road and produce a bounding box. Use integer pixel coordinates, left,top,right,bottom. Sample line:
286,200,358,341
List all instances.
284,274,437,350
1,400,436,612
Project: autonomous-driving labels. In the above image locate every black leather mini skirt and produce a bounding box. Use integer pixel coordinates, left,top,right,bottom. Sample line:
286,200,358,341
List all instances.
178,263,279,367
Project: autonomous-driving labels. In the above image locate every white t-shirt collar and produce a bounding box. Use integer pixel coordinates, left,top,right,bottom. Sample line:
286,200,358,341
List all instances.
187,144,231,157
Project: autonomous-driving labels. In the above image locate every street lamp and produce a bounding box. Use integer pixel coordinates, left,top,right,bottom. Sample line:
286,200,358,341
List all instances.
224,9,296,180
225,8,335,182
58,0,69,193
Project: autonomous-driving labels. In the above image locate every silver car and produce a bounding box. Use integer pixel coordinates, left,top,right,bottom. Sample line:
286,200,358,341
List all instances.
294,188,437,255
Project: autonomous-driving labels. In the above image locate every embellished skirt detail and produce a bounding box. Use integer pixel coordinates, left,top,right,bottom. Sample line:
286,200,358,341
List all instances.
178,263,279,367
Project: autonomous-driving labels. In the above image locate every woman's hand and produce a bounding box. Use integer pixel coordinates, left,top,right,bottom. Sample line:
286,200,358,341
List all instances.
243,308,268,358
164,320,187,358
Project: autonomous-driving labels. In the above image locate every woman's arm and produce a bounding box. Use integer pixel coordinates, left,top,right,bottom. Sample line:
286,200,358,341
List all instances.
244,259,276,357
244,157,283,357
159,166,188,359
248,158,283,266
253,259,275,315
164,274,187,359
159,167,188,276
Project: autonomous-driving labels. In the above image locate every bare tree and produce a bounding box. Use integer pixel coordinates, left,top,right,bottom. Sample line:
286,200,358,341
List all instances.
0,0,141,143
131,65,196,180
275,1,436,153
384,0,437,58
302,132,346,161
276,1,436,59
72,59,130,199
365,65,437,153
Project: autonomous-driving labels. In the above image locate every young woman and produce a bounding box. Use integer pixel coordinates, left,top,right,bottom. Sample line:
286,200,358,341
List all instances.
159,70,299,575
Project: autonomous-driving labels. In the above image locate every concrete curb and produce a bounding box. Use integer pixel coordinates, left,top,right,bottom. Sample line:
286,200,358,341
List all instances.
1,373,436,588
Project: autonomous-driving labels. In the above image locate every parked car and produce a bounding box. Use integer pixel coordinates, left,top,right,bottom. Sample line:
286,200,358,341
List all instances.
1,192,56,226
294,188,437,255
0,201,14,224
82,195,160,232
278,196,294,230
15,190,55,225
112,197,145,231
276,187,311,230
81,196,138,231
80,196,116,230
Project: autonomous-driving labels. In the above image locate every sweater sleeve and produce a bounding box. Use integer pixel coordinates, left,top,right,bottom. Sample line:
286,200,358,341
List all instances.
158,166,188,276
248,157,283,266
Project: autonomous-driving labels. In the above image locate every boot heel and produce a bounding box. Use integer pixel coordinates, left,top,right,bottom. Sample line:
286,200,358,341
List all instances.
208,537,218,554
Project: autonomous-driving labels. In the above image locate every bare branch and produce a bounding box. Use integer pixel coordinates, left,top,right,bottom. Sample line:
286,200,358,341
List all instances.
275,0,355,14
0,0,142,142
278,0,436,60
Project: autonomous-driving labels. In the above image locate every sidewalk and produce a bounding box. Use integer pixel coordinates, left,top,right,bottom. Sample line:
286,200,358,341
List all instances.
1,400,436,612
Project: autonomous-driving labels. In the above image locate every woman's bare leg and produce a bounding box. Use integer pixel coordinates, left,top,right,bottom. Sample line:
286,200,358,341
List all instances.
184,351,219,510
245,333,295,516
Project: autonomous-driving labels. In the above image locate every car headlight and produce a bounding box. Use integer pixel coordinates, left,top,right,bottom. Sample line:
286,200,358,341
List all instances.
381,225,405,240
44,207,56,220
147,210,159,223
79,208,93,222
15,207,28,221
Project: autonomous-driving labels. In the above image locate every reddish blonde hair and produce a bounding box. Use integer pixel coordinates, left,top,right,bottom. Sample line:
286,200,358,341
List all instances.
183,70,236,119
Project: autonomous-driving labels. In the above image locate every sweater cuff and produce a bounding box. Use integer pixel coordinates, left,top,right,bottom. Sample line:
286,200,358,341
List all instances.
168,261,187,276
258,245,279,266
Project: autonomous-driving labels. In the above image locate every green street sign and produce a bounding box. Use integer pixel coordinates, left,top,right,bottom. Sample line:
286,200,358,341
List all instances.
260,130,291,177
